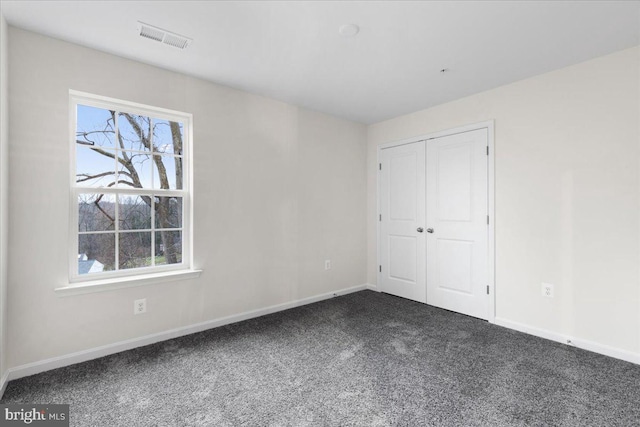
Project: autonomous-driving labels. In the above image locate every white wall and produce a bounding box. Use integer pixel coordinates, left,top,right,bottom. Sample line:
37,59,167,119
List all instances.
0,13,9,387
368,46,640,356
6,27,367,369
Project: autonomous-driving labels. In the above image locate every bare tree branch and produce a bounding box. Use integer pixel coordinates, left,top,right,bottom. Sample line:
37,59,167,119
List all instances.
77,129,115,139
170,122,183,190
76,117,115,146
76,171,116,183
94,194,115,223
122,114,152,151
108,180,138,188
76,141,125,166
77,140,97,147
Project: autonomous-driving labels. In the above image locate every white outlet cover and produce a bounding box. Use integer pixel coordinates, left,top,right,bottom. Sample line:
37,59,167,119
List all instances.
325,260,331,270
134,298,147,314
541,283,554,298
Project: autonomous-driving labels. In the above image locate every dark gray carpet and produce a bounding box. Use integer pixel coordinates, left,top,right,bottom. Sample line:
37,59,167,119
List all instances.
2,290,640,426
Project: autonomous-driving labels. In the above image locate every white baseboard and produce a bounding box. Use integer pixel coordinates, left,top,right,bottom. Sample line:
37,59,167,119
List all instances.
4,283,370,387
494,317,640,365
0,369,9,398
365,283,378,291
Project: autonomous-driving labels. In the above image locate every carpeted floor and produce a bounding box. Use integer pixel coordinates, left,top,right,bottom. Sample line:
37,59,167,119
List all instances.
2,290,640,426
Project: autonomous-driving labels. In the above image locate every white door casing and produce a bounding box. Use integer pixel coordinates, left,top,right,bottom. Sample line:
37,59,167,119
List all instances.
378,142,427,303
425,128,489,320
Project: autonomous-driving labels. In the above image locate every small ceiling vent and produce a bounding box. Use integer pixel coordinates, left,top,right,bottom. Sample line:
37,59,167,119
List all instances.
137,22,192,50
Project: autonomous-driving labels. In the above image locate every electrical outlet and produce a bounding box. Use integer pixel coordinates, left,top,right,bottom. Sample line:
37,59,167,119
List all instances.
324,259,331,270
134,298,147,315
541,283,554,298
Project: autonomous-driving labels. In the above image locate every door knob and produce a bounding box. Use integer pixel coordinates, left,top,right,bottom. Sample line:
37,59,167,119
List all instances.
426,228,434,233
417,227,424,233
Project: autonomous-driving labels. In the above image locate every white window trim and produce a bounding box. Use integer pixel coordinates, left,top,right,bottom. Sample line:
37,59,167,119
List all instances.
60,90,198,294
55,269,202,296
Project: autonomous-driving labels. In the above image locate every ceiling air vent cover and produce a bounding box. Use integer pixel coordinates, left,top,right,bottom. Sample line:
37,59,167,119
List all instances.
138,22,192,50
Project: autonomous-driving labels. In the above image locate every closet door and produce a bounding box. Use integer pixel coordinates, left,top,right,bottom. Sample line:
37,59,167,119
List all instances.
425,129,489,319
378,141,426,303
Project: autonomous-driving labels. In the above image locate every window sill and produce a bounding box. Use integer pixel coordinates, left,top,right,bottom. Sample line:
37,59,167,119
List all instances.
55,269,202,296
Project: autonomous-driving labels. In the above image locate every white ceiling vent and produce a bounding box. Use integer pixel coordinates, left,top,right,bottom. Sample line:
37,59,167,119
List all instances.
137,22,192,50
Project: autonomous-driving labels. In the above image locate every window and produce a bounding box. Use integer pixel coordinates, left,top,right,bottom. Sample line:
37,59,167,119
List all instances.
70,91,192,283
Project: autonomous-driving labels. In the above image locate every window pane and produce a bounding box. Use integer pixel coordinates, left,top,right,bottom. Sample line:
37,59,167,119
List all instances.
119,195,151,230
119,232,152,270
155,231,182,265
77,105,116,150
117,151,152,188
78,233,115,274
153,119,183,155
78,194,116,231
155,196,182,229
118,113,151,152
76,147,117,187
153,155,183,190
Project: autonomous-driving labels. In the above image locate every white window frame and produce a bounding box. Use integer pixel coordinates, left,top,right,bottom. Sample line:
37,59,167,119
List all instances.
67,90,195,287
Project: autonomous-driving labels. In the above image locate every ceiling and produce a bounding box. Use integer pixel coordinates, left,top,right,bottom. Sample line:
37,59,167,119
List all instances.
1,1,639,124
